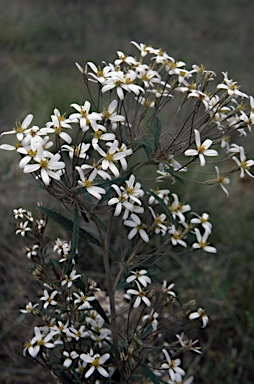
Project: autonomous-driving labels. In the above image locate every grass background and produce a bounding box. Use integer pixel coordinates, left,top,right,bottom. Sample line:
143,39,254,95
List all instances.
0,0,254,383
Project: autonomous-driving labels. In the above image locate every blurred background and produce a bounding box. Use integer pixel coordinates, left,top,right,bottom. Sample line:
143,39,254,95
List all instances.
0,0,254,382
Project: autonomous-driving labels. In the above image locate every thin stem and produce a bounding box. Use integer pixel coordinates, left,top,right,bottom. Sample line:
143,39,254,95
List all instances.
92,212,121,366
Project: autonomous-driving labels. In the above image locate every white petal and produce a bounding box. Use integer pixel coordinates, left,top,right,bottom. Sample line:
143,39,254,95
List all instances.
85,366,95,378
128,227,138,240
23,163,41,173
184,149,198,156
139,229,149,243
41,168,50,185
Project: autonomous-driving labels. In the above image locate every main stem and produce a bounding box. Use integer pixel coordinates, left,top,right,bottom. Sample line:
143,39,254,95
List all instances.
93,214,120,366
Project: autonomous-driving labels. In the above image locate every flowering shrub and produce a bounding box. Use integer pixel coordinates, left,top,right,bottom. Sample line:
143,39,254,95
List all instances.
1,41,254,383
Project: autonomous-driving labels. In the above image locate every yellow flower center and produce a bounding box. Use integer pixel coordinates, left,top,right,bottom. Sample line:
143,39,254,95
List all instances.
125,78,133,85
155,217,163,225
92,357,100,368
15,124,24,133
135,270,141,278
115,80,122,87
97,69,104,77
81,109,88,118
28,149,37,157
40,159,49,170
58,114,66,122
93,130,103,139
55,126,62,135
105,153,115,162
241,161,250,170
126,187,134,194
83,179,93,188
198,144,206,154
102,109,111,119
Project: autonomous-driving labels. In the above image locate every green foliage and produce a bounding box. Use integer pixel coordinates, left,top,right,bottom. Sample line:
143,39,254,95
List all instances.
36,205,101,247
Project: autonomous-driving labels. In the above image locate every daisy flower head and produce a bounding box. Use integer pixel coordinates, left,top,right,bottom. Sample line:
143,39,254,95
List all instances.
29,326,55,357
232,146,254,178
24,244,39,259
13,208,27,220
40,289,58,309
95,139,127,177
61,142,90,159
20,302,39,314
69,100,101,132
161,349,185,382
131,41,155,57
101,99,125,124
184,129,218,167
217,71,248,98
162,281,176,298
23,143,65,185
124,213,149,243
169,193,191,223
215,166,230,196
108,184,135,217
149,207,167,235
189,307,209,328
142,309,159,331
63,350,79,368
86,61,112,84
190,212,212,233
126,281,151,308
16,221,31,237
76,166,106,200
80,349,110,379
61,270,81,288
101,70,144,100
114,50,137,66
126,269,151,287
192,228,217,253
1,114,33,141
121,174,144,205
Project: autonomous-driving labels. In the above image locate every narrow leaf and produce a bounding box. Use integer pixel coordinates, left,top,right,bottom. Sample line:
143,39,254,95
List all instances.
55,370,74,384
141,365,161,384
73,277,87,292
154,117,161,151
136,138,154,162
67,207,79,272
36,206,101,246
164,167,185,185
91,299,110,324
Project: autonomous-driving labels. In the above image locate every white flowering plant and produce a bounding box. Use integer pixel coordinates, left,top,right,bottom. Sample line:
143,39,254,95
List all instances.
1,41,254,383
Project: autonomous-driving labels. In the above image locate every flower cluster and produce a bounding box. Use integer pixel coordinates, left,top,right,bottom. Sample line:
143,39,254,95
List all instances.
16,208,204,383
2,41,254,383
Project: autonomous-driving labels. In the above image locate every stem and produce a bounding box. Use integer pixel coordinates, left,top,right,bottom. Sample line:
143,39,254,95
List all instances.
93,213,121,366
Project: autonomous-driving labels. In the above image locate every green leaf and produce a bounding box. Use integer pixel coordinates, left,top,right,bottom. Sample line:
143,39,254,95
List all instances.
54,370,74,384
142,185,173,221
164,167,185,185
73,276,87,292
91,299,110,324
36,206,101,246
141,365,161,384
154,117,161,151
25,179,47,191
67,207,79,272
135,138,154,162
